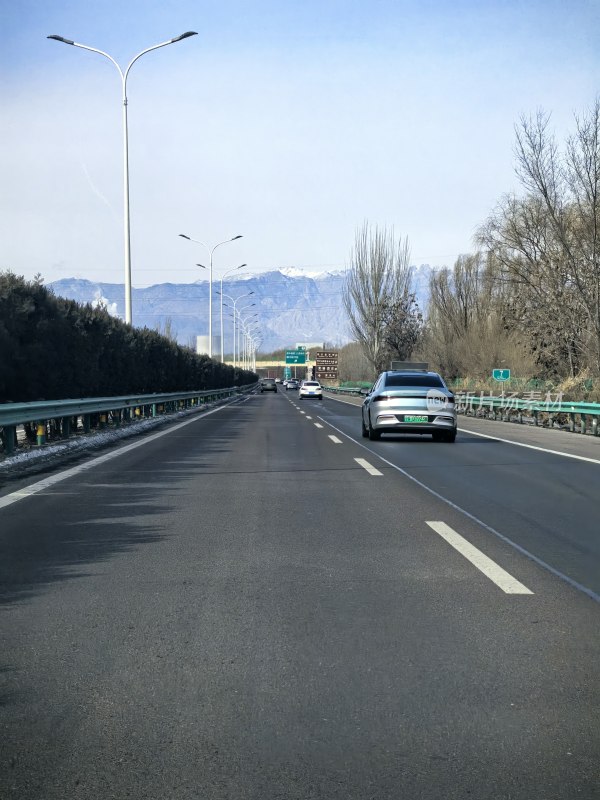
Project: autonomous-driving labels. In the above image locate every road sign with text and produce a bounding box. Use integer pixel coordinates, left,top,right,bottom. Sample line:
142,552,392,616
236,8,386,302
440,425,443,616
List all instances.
316,368,339,380
315,351,338,380
286,350,306,364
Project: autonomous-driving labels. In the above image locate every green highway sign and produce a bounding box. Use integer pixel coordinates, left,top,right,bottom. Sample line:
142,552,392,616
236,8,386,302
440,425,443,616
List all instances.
286,350,306,364
492,368,511,382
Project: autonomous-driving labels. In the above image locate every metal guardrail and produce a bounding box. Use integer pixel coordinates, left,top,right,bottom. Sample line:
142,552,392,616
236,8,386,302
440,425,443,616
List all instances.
324,386,367,396
0,384,258,456
323,386,600,436
455,392,600,435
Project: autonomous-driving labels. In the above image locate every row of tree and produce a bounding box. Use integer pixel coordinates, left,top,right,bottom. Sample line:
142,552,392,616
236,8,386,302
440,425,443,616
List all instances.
343,98,600,382
0,273,256,403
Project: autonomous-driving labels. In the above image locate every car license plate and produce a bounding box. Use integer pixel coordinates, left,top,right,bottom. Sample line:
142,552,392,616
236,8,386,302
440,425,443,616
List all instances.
404,415,428,423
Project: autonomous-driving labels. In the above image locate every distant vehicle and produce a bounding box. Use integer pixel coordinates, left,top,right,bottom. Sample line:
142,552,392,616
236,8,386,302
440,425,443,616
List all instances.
286,379,299,390
282,380,288,388
260,378,277,392
275,378,282,384
361,369,457,442
299,380,323,400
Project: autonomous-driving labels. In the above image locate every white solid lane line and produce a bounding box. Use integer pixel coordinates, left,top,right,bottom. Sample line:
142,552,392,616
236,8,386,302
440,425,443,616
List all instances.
426,521,533,595
328,435,342,444
0,403,232,511
314,423,324,429
354,458,383,476
319,417,600,604
457,426,600,466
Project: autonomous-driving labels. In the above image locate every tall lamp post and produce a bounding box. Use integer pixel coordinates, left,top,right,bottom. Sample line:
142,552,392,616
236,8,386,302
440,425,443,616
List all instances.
179,234,243,358
48,31,197,325
236,307,257,368
239,311,259,370
219,264,246,362
219,291,254,367
245,322,261,370
244,328,260,370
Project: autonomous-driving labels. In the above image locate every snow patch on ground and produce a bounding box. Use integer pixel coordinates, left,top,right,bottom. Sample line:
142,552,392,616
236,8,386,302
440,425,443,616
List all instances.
0,401,227,477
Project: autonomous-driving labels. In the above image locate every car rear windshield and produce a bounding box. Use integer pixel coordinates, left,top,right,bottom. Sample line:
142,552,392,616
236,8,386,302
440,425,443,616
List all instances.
385,374,444,388
304,382,320,386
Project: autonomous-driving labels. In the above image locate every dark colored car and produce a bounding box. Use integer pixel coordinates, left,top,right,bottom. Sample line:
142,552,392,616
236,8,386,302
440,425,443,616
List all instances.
260,378,277,392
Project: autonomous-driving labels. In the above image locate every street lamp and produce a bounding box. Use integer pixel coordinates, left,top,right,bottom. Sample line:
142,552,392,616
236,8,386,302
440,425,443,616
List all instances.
235,305,256,369
218,291,254,367
239,311,259,370
48,31,197,325
179,234,243,358
244,322,261,370
219,264,246,362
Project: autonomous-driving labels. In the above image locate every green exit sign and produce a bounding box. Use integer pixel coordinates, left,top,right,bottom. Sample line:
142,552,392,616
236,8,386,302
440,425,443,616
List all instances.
286,350,306,364
492,368,511,381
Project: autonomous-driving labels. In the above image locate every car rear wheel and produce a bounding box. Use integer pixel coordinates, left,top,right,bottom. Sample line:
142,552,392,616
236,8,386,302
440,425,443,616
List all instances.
361,415,369,438
368,415,381,441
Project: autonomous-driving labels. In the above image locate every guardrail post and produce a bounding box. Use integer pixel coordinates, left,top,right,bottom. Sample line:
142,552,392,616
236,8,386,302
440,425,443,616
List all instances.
152,404,157,418
83,414,91,433
3,425,16,455
569,412,575,433
99,414,107,429
593,417,599,436
113,410,121,428
533,410,539,426
580,414,586,435
61,417,71,439
36,422,46,446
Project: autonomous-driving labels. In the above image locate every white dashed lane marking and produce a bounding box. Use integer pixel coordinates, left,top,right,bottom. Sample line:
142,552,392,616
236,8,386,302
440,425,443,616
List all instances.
354,458,383,476
314,423,324,429
328,435,342,444
426,521,533,595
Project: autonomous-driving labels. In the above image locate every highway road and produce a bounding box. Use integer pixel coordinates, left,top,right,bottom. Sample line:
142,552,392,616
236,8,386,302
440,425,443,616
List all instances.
1,389,598,799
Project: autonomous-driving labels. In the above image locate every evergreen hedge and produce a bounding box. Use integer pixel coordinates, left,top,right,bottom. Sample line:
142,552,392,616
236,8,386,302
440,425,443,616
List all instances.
0,273,257,402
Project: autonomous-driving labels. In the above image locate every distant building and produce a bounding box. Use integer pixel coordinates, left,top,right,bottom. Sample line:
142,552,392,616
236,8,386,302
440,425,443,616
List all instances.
196,335,221,357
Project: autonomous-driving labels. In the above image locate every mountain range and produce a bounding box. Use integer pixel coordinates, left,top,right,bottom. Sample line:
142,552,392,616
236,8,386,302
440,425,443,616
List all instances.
49,265,434,352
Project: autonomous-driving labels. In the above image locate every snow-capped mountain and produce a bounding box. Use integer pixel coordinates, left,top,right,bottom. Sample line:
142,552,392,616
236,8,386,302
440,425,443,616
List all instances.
49,266,433,352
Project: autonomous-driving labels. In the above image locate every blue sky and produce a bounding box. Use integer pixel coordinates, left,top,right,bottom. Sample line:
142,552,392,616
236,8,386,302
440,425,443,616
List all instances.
1,0,599,286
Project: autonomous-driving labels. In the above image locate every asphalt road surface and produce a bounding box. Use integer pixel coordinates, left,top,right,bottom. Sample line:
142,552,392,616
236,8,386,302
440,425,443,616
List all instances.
1,389,598,799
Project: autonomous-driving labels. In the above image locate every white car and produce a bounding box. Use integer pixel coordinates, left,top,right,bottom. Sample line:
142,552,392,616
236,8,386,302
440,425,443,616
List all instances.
299,380,323,400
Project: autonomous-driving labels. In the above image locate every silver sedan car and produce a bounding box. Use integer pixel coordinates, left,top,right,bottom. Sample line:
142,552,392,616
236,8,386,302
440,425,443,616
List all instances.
362,370,457,442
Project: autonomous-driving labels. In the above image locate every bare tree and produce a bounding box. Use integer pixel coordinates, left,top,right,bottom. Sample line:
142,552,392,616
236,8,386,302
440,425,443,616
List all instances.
155,317,178,344
381,291,423,362
479,100,600,375
422,252,535,378
342,222,412,374
337,341,373,382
